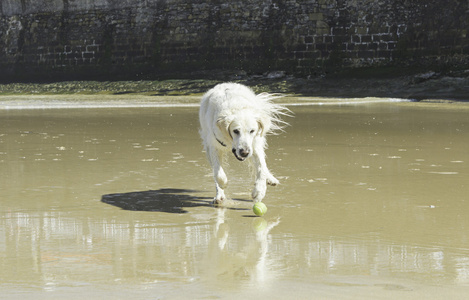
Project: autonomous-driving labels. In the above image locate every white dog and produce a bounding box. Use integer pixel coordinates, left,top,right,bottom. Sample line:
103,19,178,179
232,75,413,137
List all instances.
199,82,289,204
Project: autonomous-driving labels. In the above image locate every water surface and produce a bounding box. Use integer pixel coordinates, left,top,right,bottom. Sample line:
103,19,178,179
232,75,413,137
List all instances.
1,98,469,299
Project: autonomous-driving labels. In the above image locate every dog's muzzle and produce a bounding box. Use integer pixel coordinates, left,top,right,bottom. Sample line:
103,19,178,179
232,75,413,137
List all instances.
232,148,250,161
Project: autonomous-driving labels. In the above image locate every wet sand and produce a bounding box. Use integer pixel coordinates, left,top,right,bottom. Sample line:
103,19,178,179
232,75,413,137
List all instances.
1,97,469,299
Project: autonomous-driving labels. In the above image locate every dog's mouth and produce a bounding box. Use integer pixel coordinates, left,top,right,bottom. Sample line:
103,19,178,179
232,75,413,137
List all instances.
232,148,246,161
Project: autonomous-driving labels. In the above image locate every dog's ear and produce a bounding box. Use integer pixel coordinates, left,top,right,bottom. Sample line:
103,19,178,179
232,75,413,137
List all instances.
216,116,233,141
256,115,271,137
257,119,265,136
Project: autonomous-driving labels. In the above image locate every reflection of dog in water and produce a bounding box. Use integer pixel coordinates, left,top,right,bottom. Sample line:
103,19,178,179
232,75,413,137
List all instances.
204,208,281,285
199,83,290,204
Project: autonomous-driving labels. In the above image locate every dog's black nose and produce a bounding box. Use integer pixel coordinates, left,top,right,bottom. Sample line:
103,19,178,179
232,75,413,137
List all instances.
239,148,250,157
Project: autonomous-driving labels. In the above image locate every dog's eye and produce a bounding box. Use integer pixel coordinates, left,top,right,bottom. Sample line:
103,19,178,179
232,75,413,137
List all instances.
233,129,240,135
250,130,255,134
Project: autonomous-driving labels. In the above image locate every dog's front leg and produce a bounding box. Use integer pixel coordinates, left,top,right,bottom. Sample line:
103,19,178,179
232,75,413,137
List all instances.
251,138,278,202
207,146,228,204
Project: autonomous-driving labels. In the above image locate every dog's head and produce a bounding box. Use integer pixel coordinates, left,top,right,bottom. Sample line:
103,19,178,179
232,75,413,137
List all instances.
217,112,268,161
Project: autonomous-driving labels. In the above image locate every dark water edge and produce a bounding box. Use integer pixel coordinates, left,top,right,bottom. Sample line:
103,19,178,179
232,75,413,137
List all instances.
1,71,468,101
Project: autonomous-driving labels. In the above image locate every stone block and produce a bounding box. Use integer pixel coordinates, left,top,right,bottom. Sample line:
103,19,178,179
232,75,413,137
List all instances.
358,50,375,59
82,52,95,59
377,50,392,59
304,36,314,44
351,35,361,43
315,43,327,51
355,27,368,35
361,35,372,43
308,12,324,21
387,42,396,50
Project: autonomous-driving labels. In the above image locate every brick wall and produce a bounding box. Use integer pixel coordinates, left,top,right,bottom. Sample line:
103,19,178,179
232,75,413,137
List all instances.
1,0,468,80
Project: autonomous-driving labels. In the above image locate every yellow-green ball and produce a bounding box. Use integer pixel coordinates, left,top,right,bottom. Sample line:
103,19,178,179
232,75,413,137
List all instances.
253,202,267,217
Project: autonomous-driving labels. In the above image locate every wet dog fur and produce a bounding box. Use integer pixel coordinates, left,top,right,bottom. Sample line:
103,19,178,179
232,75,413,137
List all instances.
199,82,289,204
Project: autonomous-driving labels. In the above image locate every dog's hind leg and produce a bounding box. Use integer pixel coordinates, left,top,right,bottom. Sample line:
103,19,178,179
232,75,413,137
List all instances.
207,146,228,204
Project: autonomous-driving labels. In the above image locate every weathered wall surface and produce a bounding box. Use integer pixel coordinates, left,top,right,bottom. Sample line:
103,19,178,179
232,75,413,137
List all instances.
1,0,468,80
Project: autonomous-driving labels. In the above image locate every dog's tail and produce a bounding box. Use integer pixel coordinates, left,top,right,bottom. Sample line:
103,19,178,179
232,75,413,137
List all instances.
256,92,292,135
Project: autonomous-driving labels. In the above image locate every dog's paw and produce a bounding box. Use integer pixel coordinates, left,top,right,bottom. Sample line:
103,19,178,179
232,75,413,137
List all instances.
252,183,266,202
212,197,224,205
213,190,226,205
267,176,279,186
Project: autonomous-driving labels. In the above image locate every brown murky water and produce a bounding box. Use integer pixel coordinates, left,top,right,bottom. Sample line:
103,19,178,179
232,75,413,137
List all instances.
1,98,469,299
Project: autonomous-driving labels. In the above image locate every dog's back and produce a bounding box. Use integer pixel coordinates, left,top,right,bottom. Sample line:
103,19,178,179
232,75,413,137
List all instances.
200,83,256,115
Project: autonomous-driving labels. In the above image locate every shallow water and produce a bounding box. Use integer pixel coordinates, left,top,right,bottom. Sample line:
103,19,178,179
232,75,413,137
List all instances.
1,98,469,299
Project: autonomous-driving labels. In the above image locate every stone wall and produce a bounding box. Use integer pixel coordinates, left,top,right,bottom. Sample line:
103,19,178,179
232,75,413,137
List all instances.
1,0,468,81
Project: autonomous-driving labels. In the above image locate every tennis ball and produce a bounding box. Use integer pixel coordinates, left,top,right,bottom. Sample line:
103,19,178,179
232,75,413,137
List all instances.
253,202,267,217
